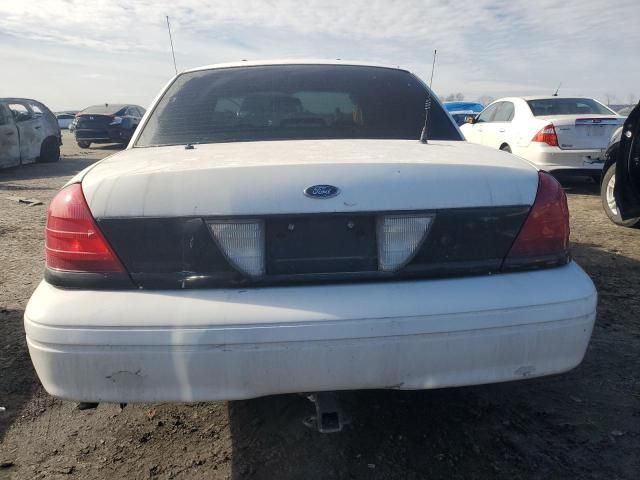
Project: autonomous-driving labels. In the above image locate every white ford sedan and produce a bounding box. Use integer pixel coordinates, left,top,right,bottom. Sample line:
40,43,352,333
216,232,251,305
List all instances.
25,61,596,404
460,96,624,177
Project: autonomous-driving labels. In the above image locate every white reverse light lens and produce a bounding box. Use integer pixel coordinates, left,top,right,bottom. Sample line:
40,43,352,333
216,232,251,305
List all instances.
377,214,434,272
209,220,265,277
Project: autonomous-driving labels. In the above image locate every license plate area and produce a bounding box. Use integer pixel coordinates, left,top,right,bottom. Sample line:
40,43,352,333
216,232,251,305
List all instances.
266,215,377,275
580,125,607,137
589,125,603,136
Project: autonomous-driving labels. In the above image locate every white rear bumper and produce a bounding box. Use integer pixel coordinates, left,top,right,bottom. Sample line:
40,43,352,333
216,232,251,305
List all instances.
25,262,597,402
516,144,606,172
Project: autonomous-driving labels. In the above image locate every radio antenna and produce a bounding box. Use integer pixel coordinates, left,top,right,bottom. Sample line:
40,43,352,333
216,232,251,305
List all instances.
420,49,437,144
553,81,562,97
166,15,178,75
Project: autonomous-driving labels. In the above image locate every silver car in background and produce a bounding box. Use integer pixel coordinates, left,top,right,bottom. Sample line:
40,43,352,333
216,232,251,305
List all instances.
0,98,61,168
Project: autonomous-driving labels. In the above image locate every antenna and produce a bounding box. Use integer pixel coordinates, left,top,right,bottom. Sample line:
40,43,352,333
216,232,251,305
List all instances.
553,81,562,97
419,49,437,144
166,15,178,75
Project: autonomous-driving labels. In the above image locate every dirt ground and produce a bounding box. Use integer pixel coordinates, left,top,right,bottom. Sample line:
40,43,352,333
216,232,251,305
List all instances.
1,131,639,480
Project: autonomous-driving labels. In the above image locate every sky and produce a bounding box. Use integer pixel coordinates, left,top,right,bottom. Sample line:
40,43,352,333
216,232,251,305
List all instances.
0,0,638,111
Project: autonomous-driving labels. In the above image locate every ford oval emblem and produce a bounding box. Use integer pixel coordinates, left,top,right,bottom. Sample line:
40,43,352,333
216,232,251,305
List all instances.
304,184,340,199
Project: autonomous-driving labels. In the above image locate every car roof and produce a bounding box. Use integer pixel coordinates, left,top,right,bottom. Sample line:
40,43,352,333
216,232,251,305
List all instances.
0,98,55,116
0,97,45,105
443,101,484,112
444,101,483,106
183,59,410,74
494,96,600,102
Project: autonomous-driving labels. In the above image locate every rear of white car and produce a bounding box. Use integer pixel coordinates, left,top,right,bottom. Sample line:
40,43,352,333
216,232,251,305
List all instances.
25,62,597,403
461,96,624,175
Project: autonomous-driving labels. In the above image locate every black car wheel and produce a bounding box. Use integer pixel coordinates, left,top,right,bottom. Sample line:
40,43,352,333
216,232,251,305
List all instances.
601,164,640,227
500,144,512,153
77,141,91,148
38,136,60,163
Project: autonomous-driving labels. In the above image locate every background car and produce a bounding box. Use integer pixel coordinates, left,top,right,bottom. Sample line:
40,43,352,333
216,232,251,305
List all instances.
460,96,625,178
600,102,640,227
74,103,145,148
443,101,484,126
56,112,76,129
0,97,61,168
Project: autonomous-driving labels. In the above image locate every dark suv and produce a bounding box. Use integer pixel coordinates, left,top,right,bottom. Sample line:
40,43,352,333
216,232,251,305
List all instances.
74,104,145,148
601,102,640,227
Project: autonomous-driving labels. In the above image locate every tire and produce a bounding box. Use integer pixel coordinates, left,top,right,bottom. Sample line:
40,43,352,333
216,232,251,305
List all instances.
77,141,91,149
500,144,512,153
601,164,640,227
38,137,60,163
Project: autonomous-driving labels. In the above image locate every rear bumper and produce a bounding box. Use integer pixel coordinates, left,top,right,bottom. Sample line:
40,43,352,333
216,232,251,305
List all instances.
517,144,606,172
25,262,597,402
75,129,109,141
75,129,129,143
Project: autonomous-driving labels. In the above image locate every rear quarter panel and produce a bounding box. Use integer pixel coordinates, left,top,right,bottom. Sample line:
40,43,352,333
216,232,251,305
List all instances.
512,99,547,149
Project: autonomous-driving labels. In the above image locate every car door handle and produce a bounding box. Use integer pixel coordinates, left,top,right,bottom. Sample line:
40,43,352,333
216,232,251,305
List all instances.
34,126,41,129
498,128,505,133
6,131,15,136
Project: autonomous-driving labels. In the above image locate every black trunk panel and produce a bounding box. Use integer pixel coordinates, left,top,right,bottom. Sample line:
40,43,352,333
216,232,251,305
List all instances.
98,218,241,288
266,215,377,275
410,206,529,265
96,206,531,290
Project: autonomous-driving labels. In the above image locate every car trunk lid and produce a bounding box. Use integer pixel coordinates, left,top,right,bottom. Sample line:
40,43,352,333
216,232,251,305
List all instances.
537,115,624,150
82,139,539,218
76,114,113,130
72,139,551,289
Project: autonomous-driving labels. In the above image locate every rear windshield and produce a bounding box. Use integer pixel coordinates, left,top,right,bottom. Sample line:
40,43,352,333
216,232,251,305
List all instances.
81,104,127,115
527,98,614,116
135,65,461,147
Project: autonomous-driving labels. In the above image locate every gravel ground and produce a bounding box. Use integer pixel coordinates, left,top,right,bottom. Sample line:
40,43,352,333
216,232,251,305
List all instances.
1,132,639,479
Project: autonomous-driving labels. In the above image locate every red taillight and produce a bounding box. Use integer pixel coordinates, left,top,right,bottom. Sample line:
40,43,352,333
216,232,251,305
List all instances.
45,184,125,272
506,172,569,261
532,123,559,147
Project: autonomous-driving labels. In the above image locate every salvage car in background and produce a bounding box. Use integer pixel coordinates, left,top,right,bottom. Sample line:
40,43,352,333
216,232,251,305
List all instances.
461,97,625,178
443,101,484,126
25,62,596,422
74,104,145,148
0,98,60,168
601,102,640,227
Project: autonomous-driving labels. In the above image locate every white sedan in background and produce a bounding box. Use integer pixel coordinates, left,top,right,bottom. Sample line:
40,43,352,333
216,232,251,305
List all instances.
25,62,596,413
460,96,625,177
